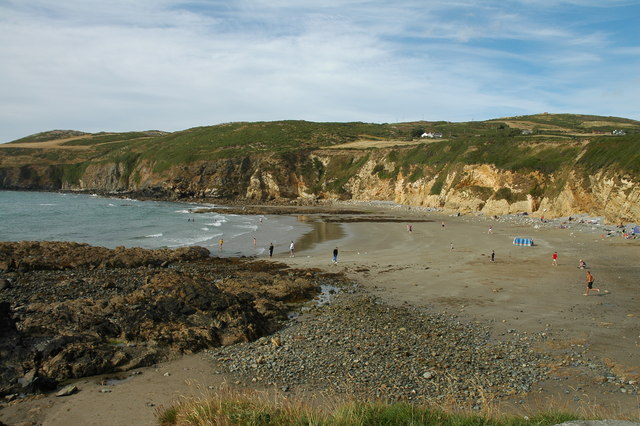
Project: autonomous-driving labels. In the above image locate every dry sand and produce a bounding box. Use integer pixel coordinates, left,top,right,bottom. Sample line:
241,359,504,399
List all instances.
2,207,639,425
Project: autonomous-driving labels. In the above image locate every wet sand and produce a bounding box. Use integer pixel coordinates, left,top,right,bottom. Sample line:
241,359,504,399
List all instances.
212,214,344,258
2,206,639,425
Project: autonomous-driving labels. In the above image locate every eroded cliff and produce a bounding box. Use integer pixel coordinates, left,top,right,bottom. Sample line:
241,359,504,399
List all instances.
3,149,638,223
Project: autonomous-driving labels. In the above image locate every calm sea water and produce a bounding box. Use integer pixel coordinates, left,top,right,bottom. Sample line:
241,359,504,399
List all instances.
0,191,313,257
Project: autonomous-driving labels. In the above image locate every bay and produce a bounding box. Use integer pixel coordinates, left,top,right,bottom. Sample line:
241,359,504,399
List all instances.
0,190,318,257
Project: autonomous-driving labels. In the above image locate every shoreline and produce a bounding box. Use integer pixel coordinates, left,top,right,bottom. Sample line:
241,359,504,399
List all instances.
5,187,640,227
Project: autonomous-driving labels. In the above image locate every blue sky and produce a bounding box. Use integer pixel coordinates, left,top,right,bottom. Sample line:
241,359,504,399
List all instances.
0,0,638,142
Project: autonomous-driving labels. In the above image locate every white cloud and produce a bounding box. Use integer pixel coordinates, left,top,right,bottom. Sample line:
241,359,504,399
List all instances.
0,0,638,141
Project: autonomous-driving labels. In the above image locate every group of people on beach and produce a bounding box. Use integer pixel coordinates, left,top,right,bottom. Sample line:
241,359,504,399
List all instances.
237,214,605,296
553,251,600,296
212,214,338,263
267,241,295,257
414,220,601,297
214,215,296,259
263,239,339,264
572,256,600,296
483,227,599,296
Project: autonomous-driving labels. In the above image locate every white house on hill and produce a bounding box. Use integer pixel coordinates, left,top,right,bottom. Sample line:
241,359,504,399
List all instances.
421,132,443,138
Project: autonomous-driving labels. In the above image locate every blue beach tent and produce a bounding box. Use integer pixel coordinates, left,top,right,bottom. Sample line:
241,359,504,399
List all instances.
513,237,534,246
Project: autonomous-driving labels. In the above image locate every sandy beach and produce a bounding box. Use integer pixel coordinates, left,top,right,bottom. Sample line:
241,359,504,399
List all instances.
2,205,639,425
290,206,640,417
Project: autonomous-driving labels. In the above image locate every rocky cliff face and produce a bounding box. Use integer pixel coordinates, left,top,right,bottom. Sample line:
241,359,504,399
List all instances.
344,157,639,223
1,150,638,223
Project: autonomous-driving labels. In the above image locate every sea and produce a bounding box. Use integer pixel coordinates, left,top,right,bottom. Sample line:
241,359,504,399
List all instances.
0,190,323,257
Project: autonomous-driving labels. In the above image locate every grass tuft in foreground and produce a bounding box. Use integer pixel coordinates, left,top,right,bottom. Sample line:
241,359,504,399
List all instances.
156,388,582,426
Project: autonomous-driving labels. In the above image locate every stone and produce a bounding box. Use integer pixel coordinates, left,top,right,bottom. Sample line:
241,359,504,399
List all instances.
594,376,607,384
56,384,78,397
0,279,10,290
18,370,36,388
207,293,551,405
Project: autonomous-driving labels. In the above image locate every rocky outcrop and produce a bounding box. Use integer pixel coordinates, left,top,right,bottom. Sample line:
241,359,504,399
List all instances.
0,242,332,396
0,241,210,272
345,158,638,223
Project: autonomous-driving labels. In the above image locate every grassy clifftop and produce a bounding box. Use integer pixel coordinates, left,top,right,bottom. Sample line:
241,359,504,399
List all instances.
1,121,398,170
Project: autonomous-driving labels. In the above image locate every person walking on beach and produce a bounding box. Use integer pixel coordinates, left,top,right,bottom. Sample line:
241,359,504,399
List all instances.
332,247,339,264
289,241,295,257
584,271,600,296
491,250,495,262
450,241,454,251
269,242,274,258
552,251,558,266
488,225,493,234
253,237,257,248
219,239,223,250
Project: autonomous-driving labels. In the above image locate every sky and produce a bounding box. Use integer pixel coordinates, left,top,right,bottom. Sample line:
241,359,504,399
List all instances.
1,0,639,142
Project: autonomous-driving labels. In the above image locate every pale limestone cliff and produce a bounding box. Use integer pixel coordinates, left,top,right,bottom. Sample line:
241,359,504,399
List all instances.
328,157,638,223
1,151,638,223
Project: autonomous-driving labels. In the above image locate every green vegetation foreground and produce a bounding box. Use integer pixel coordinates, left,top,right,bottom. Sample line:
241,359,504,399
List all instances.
157,393,580,425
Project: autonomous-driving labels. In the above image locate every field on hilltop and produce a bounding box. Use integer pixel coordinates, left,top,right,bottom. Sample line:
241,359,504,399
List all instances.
3,113,639,168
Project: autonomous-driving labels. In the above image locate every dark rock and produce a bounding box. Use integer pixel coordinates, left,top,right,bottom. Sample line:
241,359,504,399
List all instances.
0,301,16,332
0,241,327,396
17,370,57,393
0,260,14,272
0,278,10,290
0,241,211,272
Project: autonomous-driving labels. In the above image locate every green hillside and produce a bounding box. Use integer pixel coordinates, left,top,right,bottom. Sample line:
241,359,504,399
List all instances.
2,113,640,183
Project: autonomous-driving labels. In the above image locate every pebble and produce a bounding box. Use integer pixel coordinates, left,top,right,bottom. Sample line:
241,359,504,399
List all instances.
55,384,78,397
208,292,551,405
